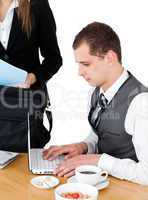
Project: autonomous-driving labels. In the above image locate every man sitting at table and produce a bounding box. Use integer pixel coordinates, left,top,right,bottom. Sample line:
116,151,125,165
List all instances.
43,22,148,185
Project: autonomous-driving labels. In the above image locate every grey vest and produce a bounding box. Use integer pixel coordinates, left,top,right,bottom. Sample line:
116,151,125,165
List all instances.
88,72,148,162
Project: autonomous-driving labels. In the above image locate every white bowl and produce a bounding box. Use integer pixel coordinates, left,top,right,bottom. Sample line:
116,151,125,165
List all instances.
54,183,98,200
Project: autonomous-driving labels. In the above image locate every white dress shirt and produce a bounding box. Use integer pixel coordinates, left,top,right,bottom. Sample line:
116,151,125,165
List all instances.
0,0,18,49
84,69,148,185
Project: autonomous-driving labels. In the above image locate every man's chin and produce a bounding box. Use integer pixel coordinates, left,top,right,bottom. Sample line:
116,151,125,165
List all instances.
86,80,97,87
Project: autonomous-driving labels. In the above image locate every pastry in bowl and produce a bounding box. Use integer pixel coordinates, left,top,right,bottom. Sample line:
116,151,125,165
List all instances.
54,183,98,200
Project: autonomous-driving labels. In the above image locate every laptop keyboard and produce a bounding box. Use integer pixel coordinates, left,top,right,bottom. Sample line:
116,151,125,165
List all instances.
30,148,64,173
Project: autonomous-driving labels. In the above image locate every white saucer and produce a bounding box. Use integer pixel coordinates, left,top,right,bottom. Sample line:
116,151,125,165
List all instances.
31,175,60,189
67,176,109,190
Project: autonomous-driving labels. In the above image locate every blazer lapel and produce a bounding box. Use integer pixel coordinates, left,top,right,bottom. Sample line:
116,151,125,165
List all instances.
0,41,6,52
7,9,21,51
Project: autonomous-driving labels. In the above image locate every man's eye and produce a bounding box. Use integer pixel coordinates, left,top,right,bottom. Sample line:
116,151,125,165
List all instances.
83,63,89,66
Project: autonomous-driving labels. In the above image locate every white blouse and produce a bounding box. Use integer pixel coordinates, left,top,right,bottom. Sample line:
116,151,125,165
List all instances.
0,0,18,49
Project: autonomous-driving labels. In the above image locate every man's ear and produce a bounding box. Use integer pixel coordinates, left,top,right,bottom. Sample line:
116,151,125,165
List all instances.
105,50,118,65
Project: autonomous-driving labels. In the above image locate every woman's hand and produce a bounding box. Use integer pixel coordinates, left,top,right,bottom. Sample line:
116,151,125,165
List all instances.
17,73,37,88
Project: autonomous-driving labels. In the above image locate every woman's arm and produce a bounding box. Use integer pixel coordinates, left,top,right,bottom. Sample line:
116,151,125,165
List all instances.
31,0,62,85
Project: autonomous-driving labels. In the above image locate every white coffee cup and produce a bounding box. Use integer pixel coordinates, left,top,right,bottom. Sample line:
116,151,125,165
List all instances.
75,165,108,186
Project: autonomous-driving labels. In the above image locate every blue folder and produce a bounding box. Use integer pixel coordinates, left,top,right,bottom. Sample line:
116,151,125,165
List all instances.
0,59,27,86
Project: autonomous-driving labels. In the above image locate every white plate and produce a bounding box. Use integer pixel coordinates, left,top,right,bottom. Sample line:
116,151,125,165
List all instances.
67,176,109,190
31,175,60,189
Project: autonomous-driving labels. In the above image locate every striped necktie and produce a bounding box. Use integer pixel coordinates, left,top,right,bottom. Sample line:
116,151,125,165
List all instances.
88,93,108,130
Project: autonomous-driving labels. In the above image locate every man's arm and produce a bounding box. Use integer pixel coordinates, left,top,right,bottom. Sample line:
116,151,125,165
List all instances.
97,93,148,185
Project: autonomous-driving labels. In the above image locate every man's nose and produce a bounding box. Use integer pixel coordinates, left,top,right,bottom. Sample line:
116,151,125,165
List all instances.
78,66,85,76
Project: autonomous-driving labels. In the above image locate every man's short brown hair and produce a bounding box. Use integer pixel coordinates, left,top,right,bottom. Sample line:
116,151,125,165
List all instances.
73,22,122,63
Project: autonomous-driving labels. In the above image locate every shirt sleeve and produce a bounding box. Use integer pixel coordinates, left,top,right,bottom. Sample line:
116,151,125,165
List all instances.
83,129,98,154
97,93,148,185
83,88,98,154
32,0,62,85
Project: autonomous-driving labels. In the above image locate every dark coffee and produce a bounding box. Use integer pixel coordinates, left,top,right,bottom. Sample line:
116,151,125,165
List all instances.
80,171,96,175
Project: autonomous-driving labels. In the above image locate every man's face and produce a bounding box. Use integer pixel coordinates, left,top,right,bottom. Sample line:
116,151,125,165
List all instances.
74,42,109,87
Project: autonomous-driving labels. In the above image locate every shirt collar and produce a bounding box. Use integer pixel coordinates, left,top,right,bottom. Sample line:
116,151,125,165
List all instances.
100,69,129,103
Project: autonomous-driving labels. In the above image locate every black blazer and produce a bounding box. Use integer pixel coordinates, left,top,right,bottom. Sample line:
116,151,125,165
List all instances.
0,0,62,89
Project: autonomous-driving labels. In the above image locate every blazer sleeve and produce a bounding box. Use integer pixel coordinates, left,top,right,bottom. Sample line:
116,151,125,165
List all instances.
32,0,62,84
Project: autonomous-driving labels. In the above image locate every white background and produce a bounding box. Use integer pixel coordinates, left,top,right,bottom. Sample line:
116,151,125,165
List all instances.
45,0,148,147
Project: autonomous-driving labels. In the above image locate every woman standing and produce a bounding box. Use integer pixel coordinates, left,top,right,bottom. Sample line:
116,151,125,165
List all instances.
0,0,62,87
0,0,62,152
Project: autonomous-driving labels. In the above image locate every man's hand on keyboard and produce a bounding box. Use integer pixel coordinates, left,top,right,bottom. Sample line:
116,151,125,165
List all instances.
54,154,100,178
42,142,88,161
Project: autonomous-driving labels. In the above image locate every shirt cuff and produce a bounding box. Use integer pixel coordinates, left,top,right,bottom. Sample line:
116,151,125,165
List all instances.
83,141,93,154
97,153,116,173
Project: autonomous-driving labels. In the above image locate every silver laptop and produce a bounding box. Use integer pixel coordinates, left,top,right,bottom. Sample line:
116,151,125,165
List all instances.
27,114,64,174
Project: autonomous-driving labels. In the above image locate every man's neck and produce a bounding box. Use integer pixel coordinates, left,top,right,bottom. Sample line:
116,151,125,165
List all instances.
101,65,124,92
